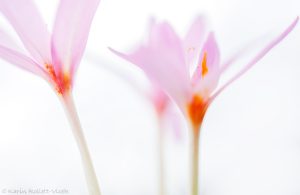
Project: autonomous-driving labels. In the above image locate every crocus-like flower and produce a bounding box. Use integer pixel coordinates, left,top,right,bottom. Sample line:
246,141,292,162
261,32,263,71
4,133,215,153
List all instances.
110,16,298,195
134,83,180,195
90,55,182,195
0,0,101,194
150,86,185,195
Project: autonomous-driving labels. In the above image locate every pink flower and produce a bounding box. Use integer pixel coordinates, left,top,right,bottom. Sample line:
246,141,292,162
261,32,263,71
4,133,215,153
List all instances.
93,58,183,138
148,85,182,138
0,1,101,194
109,16,298,130
0,0,100,96
91,54,182,195
109,16,298,195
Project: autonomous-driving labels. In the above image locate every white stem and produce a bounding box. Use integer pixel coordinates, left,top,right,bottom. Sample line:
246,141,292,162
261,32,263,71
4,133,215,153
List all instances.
60,92,101,195
157,116,165,195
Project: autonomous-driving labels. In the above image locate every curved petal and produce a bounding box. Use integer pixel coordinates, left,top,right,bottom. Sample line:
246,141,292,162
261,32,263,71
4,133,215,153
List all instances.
192,32,220,81
51,0,100,78
0,0,51,64
0,29,24,53
192,33,220,97
148,22,191,108
161,103,183,141
210,17,299,103
149,21,188,76
219,35,268,74
109,21,191,111
183,15,208,67
0,45,48,78
89,53,149,98
109,45,190,112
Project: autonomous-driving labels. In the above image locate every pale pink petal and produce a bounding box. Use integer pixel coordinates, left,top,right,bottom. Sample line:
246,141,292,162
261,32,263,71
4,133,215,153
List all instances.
192,33,221,97
0,30,24,53
0,45,48,78
219,36,267,74
162,103,183,141
193,42,250,97
109,45,190,111
193,71,221,99
89,54,149,98
200,32,220,70
148,22,188,76
196,39,261,96
0,0,51,65
210,17,299,103
51,0,100,78
183,15,208,67
192,32,220,82
109,21,191,110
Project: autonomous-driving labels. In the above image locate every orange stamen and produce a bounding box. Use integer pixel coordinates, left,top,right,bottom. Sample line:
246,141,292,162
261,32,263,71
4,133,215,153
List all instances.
45,63,71,95
201,52,208,77
45,63,56,81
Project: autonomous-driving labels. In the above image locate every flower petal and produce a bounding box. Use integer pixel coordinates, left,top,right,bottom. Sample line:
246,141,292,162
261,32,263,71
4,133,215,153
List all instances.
148,21,188,74
183,15,208,67
219,36,267,74
109,21,191,110
0,0,51,64
192,33,221,97
51,0,100,77
0,29,24,53
193,32,220,80
0,45,48,78
109,45,190,111
210,17,299,103
89,53,149,98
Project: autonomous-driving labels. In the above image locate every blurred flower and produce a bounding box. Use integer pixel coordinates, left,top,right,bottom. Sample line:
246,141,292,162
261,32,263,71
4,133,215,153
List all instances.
89,54,183,138
0,0,101,194
90,54,182,195
110,16,298,195
137,82,183,139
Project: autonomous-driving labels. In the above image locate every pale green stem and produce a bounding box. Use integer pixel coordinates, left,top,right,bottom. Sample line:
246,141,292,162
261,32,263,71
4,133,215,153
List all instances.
60,92,101,195
157,116,165,195
191,126,200,195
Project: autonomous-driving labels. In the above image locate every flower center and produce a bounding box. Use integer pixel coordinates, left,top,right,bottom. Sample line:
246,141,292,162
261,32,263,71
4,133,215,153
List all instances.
45,64,71,95
187,95,208,131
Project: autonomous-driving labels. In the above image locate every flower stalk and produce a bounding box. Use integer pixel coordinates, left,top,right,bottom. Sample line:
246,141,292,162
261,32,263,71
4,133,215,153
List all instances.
157,116,166,195
109,15,298,195
191,124,201,195
60,92,101,195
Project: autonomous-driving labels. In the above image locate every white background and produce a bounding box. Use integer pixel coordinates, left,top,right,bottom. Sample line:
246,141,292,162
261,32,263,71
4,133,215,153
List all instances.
0,0,299,195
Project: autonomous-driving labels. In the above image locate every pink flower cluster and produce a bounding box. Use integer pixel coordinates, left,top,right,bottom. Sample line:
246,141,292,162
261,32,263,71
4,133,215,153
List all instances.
0,1,298,195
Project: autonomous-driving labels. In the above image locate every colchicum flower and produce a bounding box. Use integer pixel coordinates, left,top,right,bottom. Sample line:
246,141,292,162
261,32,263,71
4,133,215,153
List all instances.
91,56,181,195
140,84,182,195
0,0,101,194
149,86,182,195
110,16,298,195
128,82,180,195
